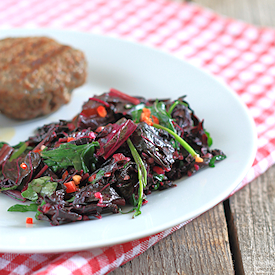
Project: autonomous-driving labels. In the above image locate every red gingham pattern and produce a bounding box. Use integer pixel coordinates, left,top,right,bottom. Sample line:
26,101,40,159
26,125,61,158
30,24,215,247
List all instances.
1,0,275,274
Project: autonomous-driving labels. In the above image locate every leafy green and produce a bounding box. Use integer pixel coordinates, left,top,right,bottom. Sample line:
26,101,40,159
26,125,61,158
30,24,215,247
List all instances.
21,176,58,201
205,131,213,147
127,139,147,218
41,142,99,173
8,203,38,212
149,100,175,132
35,200,46,219
209,155,226,167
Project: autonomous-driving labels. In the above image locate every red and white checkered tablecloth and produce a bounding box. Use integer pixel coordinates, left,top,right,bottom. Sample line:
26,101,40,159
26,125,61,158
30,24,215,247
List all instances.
1,0,275,274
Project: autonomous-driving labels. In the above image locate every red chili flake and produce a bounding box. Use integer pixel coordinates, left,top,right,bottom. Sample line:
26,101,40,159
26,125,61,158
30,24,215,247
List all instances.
194,164,200,171
62,170,69,180
112,153,130,162
160,182,164,186
20,162,28,170
89,132,96,139
67,137,75,142
64,181,77,193
33,148,42,153
26,217,33,224
153,166,165,175
96,105,107,118
187,171,192,177
142,199,148,206
95,126,104,133
104,172,111,177
123,175,130,181
94,192,103,203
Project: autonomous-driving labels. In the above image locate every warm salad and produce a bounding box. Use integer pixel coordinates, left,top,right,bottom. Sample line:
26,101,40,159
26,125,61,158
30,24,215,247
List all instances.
0,88,226,225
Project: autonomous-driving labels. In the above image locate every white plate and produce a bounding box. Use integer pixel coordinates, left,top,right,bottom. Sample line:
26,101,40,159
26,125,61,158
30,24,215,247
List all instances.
0,29,257,253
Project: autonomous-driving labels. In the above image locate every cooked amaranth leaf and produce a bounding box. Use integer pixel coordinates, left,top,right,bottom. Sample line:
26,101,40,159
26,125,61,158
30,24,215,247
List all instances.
8,203,38,212
21,176,58,201
41,142,99,173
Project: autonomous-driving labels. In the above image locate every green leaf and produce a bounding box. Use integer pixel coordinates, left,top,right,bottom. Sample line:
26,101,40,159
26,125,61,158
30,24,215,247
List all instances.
66,196,75,203
8,203,38,212
205,131,213,147
35,200,46,219
41,142,99,173
21,176,58,201
209,155,226,167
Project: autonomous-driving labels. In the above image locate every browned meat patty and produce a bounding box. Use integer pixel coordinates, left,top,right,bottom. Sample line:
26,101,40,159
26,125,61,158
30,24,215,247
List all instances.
0,36,87,120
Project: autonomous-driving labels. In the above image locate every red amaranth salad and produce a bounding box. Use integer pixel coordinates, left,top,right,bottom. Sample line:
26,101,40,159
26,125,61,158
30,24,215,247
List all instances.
0,88,226,225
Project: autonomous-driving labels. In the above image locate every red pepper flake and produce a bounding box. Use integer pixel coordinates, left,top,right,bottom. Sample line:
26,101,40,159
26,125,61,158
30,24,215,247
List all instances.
72,175,82,185
20,162,28,170
104,172,111,177
153,166,165,175
26,217,33,224
64,181,77,193
142,199,148,206
194,164,200,171
123,175,130,181
89,132,96,140
95,126,104,133
94,192,103,203
67,137,75,142
151,115,159,124
140,108,154,126
62,170,69,180
112,153,130,162
97,105,107,118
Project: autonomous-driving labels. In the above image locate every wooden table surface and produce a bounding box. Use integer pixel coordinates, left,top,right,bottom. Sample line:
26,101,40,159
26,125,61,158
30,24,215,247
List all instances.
110,1,275,274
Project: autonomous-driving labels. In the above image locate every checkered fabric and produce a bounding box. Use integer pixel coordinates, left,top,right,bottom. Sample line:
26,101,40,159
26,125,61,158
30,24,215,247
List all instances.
1,0,275,274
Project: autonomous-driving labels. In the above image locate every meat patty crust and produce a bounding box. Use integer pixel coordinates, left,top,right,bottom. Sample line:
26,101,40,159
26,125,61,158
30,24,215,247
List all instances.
0,36,87,120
